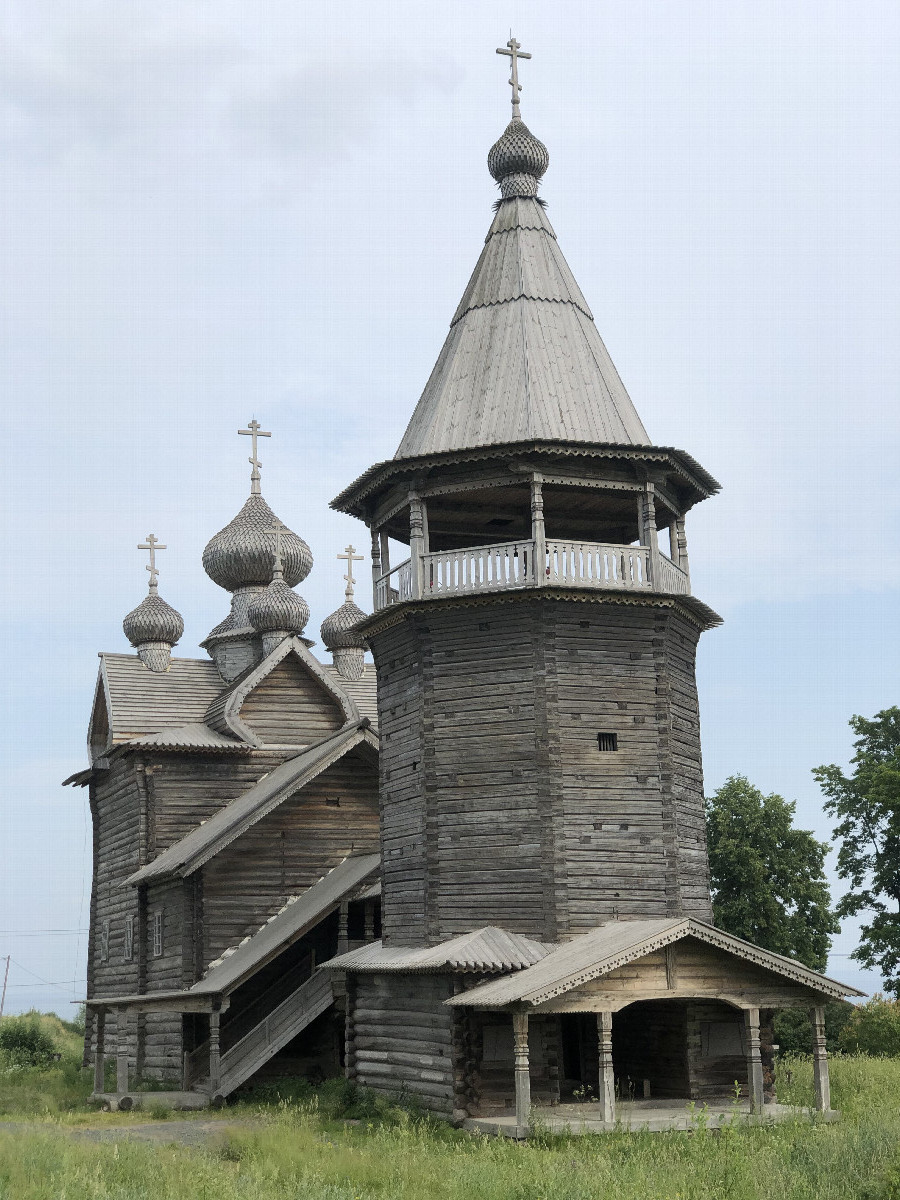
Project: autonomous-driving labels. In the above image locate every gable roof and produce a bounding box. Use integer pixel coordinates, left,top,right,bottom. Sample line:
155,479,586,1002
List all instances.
127,720,378,884
322,926,550,975
323,663,378,727
190,852,380,995
205,636,358,746
444,919,865,1008
394,197,650,461
90,654,225,754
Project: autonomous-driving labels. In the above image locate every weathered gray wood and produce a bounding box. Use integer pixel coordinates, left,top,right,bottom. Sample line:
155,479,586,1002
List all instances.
744,1007,764,1114
811,1005,831,1112
512,1011,531,1136
596,1011,615,1122
93,1009,106,1093
116,1008,129,1093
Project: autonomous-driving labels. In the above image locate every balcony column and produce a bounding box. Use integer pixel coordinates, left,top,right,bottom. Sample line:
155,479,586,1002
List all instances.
638,484,661,588
675,517,690,579
408,492,426,600
370,526,382,610
530,473,546,586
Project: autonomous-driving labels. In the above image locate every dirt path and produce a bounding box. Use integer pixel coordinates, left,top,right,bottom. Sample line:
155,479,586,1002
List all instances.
0,1118,259,1147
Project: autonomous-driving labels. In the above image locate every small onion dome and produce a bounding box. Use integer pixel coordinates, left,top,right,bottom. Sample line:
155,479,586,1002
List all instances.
123,591,184,648
202,494,312,592
248,578,310,636
320,599,368,651
488,118,549,199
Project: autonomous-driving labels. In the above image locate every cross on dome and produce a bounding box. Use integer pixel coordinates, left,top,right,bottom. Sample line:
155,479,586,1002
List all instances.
239,419,271,495
338,545,364,599
138,534,166,592
496,35,531,119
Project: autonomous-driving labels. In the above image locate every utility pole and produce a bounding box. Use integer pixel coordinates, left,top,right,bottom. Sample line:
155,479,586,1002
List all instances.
0,956,9,1020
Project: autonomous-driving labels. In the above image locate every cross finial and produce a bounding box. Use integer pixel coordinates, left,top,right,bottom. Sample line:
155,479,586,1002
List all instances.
338,545,364,600
138,534,166,593
265,520,286,581
496,35,531,120
239,419,272,494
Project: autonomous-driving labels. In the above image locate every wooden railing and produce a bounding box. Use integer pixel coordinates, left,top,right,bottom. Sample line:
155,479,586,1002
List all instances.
371,540,691,609
545,542,650,589
374,560,412,609
425,540,533,597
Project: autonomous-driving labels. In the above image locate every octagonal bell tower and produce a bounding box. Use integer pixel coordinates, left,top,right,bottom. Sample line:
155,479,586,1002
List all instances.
332,79,721,948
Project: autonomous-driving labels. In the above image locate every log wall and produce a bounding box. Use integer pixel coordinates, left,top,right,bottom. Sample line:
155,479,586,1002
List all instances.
239,655,345,745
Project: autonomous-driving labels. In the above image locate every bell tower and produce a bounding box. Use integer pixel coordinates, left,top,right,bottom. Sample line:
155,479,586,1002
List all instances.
332,52,721,947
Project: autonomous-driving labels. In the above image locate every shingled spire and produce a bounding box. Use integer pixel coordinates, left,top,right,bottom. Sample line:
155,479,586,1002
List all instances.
394,55,649,461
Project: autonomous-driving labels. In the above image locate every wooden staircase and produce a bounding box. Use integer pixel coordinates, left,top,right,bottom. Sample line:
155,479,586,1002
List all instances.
189,969,335,1099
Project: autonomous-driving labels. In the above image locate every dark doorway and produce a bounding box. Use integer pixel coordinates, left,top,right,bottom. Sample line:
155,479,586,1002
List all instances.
612,1001,690,1100
558,1014,598,1098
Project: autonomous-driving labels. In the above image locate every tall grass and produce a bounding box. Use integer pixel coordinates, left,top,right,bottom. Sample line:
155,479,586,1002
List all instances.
0,1056,899,1200
0,1012,92,1117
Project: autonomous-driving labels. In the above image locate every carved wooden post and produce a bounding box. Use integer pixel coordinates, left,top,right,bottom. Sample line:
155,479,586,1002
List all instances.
338,901,350,953
409,493,425,600
370,527,382,610
531,473,546,586
597,1011,616,1123
675,517,690,579
512,1010,531,1137
209,1007,221,1093
811,1005,831,1112
93,1008,106,1094
744,1007,764,1114
638,484,661,588
116,1007,129,1094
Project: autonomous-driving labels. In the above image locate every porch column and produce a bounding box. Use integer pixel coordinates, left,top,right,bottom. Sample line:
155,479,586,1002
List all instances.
811,1005,831,1112
370,527,382,609
744,1007,765,1113
116,1007,129,1094
338,901,350,953
209,1008,221,1093
93,1008,106,1094
408,493,425,599
530,473,546,586
597,1011,616,1123
512,1010,531,1137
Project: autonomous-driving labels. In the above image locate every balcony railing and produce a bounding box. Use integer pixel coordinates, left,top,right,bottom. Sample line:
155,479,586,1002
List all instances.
373,540,690,611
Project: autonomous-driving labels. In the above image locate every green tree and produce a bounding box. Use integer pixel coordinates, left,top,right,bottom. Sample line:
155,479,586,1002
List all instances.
814,707,900,997
705,774,839,971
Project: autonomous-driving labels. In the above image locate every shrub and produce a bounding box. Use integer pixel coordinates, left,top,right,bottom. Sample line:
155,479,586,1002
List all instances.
838,995,900,1057
774,1000,856,1054
0,1015,57,1067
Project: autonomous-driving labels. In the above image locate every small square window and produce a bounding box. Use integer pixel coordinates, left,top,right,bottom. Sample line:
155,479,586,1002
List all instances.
597,732,618,752
123,915,134,962
99,920,110,963
152,911,163,958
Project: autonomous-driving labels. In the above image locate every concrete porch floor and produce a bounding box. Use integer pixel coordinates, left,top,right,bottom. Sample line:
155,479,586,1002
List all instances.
463,1098,839,1137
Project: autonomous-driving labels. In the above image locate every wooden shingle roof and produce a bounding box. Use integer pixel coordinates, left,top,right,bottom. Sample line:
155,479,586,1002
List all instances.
95,653,225,745
323,926,551,974
394,196,650,460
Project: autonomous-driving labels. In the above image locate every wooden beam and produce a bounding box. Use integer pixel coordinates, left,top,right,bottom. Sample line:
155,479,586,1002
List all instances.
744,1007,764,1114
93,1008,105,1094
811,1005,831,1112
596,1011,616,1123
209,1009,221,1093
116,1007,129,1095
512,1010,531,1137
530,474,546,587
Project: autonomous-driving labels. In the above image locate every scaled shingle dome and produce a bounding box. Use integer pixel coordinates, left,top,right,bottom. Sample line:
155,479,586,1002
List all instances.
202,494,313,591
248,578,310,635
123,592,184,648
320,599,368,651
488,118,549,198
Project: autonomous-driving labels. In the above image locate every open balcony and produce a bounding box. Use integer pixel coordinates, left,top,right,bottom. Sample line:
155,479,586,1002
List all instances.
373,537,690,611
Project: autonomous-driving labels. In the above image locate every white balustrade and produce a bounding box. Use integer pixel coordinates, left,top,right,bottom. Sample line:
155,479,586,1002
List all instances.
425,540,533,596
545,542,650,590
655,553,690,595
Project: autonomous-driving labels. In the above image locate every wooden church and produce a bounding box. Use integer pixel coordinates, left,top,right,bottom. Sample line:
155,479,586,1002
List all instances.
69,43,860,1128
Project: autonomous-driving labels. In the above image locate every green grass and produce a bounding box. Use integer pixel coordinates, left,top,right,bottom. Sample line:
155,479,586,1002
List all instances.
1,1036,900,1199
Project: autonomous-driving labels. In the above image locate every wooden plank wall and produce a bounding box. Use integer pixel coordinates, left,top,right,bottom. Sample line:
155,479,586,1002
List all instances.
239,656,345,746
201,751,380,965
349,974,455,1115
461,1009,560,1115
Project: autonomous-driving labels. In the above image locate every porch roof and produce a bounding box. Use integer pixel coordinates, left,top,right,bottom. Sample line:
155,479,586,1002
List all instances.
444,918,865,1008
322,926,551,974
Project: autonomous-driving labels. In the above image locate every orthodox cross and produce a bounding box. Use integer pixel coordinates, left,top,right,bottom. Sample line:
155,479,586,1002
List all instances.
338,545,364,599
265,520,286,579
496,35,531,120
138,534,166,592
239,419,271,494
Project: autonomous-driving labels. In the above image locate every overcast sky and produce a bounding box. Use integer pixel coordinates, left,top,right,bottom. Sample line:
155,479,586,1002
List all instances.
1,0,897,1012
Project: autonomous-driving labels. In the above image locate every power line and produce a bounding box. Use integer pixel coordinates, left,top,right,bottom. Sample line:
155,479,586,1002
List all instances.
0,930,89,936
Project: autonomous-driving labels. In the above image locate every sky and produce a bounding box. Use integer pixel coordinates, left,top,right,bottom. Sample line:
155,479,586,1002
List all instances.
1,0,897,1014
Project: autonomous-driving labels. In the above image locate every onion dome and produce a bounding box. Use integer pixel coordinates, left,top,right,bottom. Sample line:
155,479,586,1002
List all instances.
123,591,184,648
248,578,310,636
321,599,368,651
202,494,312,592
488,119,549,199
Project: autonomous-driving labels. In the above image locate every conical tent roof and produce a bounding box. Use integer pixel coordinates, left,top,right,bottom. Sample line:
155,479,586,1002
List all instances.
394,192,651,460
